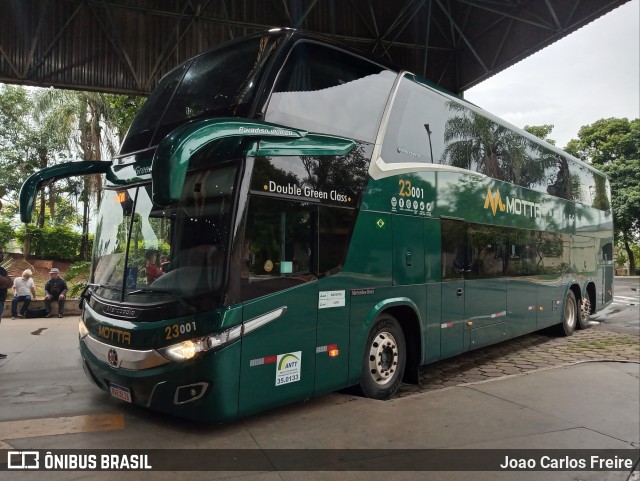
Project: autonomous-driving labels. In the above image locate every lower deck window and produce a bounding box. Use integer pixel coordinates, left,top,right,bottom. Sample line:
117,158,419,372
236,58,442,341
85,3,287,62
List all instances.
240,196,356,300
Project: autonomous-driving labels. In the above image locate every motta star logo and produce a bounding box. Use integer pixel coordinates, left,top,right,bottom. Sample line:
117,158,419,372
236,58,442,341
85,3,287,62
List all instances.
484,187,506,215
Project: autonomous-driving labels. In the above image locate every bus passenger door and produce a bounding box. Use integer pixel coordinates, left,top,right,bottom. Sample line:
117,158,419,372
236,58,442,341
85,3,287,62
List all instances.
601,240,614,304
463,224,508,350
506,230,538,337
536,232,569,329
237,197,318,417
440,219,466,359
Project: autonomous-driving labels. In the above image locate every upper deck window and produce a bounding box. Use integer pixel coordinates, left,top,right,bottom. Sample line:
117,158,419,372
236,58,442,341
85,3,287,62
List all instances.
120,34,281,155
380,75,609,210
265,42,395,143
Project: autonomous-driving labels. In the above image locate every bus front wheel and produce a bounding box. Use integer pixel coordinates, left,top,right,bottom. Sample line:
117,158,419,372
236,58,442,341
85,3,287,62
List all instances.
557,291,578,336
360,314,406,400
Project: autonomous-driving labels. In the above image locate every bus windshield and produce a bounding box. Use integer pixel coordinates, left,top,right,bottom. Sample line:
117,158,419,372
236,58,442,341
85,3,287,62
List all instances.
120,34,281,155
91,163,237,304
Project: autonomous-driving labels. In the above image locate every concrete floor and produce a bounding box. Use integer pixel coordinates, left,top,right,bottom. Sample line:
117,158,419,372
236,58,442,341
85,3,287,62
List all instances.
0,301,638,480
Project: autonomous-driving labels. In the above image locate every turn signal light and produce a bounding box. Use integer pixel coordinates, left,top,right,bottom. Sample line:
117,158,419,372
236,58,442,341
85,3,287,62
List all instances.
328,349,339,357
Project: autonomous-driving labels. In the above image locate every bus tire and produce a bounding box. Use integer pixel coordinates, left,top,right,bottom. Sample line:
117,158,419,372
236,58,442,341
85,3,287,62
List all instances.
577,297,591,329
360,314,406,400
556,290,578,336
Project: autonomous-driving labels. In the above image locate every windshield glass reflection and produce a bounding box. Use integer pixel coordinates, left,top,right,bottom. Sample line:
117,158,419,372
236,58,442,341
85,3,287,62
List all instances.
91,164,237,304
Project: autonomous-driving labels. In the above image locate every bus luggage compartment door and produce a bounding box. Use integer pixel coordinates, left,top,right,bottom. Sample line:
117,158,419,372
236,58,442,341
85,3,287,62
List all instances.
440,219,466,359
392,214,425,286
440,280,465,358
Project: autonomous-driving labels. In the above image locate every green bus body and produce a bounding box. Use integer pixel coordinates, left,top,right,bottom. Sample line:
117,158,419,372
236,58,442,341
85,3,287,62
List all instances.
20,29,613,422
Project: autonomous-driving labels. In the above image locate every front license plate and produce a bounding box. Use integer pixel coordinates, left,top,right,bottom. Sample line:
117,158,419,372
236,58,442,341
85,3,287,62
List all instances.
109,383,132,403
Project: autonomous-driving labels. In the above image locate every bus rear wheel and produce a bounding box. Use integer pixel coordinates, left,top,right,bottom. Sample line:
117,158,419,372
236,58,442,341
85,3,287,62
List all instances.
360,314,406,400
556,291,578,336
577,297,591,329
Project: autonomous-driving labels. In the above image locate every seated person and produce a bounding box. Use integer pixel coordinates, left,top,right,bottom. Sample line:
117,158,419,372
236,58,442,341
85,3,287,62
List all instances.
11,269,36,319
145,250,164,283
160,255,171,273
44,268,68,318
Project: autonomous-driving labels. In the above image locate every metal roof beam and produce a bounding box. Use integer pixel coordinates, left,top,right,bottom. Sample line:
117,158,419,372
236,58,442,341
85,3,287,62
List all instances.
221,0,234,39
452,0,556,31
22,1,49,79
293,0,319,29
382,0,428,56
374,0,417,51
422,0,433,77
435,0,489,72
29,2,84,78
345,0,378,40
490,17,513,69
90,0,143,91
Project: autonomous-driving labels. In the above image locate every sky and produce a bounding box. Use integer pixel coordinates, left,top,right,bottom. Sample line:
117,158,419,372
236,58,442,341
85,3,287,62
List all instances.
464,0,640,150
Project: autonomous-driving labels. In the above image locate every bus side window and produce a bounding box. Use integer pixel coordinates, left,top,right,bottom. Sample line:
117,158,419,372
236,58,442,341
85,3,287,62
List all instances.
381,79,449,165
265,42,393,144
467,224,508,278
441,219,467,280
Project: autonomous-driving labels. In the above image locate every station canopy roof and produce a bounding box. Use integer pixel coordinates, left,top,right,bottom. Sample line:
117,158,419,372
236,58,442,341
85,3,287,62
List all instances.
0,0,631,95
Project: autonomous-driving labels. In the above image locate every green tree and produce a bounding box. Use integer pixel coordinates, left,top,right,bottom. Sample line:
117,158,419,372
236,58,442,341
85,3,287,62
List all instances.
103,94,145,147
524,124,556,145
565,118,639,165
35,89,121,259
0,220,13,247
601,158,640,273
0,85,75,256
566,118,640,273
0,86,38,212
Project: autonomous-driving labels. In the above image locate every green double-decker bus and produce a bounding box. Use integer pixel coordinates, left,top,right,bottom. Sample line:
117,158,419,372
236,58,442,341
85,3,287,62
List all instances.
20,29,614,422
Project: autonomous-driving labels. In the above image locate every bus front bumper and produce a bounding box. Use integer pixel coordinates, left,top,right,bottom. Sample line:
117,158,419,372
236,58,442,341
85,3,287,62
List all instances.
79,336,242,422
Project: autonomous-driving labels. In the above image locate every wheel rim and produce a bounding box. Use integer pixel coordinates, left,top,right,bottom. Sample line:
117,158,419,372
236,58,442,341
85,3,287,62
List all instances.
367,331,399,386
580,298,591,323
565,296,576,329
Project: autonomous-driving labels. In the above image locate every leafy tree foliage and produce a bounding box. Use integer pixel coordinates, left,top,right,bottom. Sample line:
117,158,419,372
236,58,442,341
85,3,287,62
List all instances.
565,118,639,166
0,85,80,236
0,83,144,261
65,261,92,297
601,158,640,273
103,94,146,145
15,225,92,261
0,220,13,247
524,124,556,145
566,118,640,273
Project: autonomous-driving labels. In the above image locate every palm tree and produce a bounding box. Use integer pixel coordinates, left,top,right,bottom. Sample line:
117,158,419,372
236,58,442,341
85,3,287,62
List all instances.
441,102,551,188
34,89,119,259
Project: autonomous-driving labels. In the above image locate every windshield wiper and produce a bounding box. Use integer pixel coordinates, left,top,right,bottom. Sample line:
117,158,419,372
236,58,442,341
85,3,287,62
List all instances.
126,288,174,296
126,287,198,313
82,282,121,296
79,283,121,308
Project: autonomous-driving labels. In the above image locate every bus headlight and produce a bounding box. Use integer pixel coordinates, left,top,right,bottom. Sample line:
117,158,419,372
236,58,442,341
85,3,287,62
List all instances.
157,325,242,362
205,325,241,350
159,338,207,362
79,319,89,339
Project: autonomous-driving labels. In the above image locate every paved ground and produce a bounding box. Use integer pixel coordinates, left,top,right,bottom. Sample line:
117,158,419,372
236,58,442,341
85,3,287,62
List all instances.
396,278,640,396
398,323,639,397
0,278,637,480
